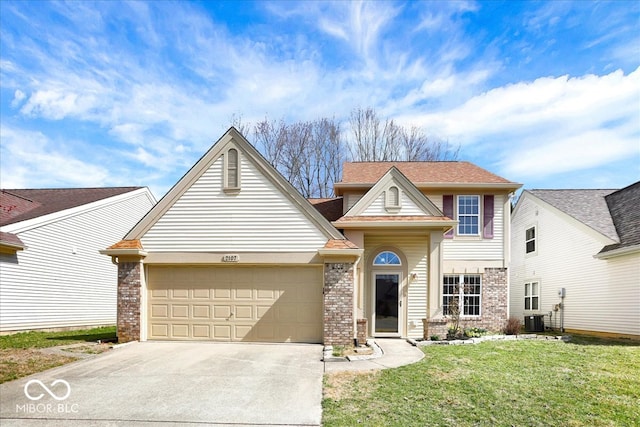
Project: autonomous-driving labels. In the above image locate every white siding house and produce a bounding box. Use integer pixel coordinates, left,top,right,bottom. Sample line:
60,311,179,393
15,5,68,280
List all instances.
510,184,640,338
0,187,156,332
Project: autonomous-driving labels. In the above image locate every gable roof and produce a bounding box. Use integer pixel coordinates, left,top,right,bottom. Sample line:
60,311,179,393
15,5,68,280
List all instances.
334,167,455,230
600,181,640,255
1,187,145,227
345,166,445,217
527,189,619,241
125,127,345,242
335,161,521,193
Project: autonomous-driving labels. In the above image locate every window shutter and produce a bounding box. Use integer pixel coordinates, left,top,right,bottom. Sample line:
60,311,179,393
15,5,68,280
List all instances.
483,195,494,239
443,195,454,239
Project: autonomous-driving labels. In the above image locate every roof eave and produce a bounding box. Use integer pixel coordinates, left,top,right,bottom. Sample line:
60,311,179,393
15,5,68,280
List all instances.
594,244,640,260
0,241,26,252
333,220,457,229
317,248,364,258
99,248,148,257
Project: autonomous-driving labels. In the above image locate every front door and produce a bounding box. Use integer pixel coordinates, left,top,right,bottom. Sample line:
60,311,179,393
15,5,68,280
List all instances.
373,273,401,336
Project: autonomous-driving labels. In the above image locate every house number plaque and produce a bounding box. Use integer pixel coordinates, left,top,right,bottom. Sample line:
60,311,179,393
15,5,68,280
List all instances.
222,254,239,262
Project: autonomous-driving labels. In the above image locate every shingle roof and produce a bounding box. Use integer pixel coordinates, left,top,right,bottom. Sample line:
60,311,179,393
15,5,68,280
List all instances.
308,198,343,222
323,239,359,250
601,181,640,253
1,187,144,227
529,189,619,241
338,161,517,185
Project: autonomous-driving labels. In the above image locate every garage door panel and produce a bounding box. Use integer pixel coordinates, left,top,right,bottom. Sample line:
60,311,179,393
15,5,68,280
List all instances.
234,325,252,340
151,324,168,337
147,266,322,343
171,324,189,338
214,288,231,299
234,305,253,319
193,289,210,299
192,305,210,318
192,324,210,338
214,325,231,339
172,289,189,299
213,305,231,319
171,305,189,318
151,304,169,318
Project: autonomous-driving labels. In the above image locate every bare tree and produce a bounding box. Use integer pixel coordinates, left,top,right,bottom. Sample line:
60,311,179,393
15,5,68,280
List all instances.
400,125,460,161
349,107,401,161
248,116,344,198
349,107,459,162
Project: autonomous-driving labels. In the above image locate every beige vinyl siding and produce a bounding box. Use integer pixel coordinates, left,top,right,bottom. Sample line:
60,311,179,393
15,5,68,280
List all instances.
142,155,328,252
429,193,505,261
361,192,427,216
510,195,640,336
346,193,364,211
364,234,428,339
0,192,154,332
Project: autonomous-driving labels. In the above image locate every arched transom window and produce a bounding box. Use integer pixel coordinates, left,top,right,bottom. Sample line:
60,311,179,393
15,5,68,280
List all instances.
373,251,401,266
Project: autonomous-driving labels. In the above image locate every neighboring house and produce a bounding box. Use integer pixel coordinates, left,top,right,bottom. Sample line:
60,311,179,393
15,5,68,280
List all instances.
0,187,156,332
102,128,521,345
510,183,640,339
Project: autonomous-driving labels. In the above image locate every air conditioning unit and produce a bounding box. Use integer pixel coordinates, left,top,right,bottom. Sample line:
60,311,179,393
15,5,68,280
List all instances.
524,315,544,332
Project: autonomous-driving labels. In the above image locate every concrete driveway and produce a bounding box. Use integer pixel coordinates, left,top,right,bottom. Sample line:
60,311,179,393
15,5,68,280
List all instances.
0,341,324,426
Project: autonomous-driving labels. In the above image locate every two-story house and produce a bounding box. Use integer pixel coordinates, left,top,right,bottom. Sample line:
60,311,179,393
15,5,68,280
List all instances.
102,128,521,344
510,184,640,339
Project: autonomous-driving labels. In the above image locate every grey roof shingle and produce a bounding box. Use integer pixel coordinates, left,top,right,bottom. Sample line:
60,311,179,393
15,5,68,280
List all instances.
601,181,640,254
529,189,619,241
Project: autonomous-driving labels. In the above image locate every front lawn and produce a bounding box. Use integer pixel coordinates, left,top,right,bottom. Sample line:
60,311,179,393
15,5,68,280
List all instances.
0,326,116,383
323,336,640,426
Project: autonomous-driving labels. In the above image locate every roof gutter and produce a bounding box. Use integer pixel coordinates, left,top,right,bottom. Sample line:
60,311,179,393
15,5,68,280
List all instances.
594,244,640,260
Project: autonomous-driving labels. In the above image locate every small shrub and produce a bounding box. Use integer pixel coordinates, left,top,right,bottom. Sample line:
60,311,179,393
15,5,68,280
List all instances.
430,335,440,341
504,317,522,335
464,327,487,338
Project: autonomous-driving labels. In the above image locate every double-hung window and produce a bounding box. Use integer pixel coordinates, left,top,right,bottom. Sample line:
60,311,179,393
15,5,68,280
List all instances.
524,281,539,310
525,226,536,254
443,274,482,316
457,196,480,235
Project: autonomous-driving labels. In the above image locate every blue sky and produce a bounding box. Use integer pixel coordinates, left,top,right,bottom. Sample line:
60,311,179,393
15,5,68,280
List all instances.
1,0,638,198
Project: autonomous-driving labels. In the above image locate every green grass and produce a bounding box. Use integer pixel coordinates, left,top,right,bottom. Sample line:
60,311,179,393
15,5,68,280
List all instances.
0,326,117,383
0,326,116,349
323,336,640,426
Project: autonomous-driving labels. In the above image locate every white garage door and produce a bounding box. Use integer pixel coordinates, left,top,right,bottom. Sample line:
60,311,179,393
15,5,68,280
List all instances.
147,266,323,343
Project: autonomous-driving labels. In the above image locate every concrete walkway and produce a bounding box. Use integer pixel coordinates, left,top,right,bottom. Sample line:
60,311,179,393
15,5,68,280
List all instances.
324,338,424,373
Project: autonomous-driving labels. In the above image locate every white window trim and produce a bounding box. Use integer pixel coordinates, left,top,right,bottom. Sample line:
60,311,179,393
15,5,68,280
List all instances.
525,225,537,256
524,280,540,311
442,273,482,317
457,195,480,236
223,148,241,192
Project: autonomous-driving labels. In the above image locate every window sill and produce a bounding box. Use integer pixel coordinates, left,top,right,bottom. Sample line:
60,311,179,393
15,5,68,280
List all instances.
223,187,241,195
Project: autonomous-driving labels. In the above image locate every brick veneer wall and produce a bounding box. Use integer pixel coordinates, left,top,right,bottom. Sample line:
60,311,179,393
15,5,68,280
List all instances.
117,261,142,342
424,268,508,339
323,262,354,346
479,268,509,332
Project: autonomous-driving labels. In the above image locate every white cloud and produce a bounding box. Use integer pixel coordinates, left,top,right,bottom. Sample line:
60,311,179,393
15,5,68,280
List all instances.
0,126,110,188
403,67,640,181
